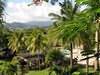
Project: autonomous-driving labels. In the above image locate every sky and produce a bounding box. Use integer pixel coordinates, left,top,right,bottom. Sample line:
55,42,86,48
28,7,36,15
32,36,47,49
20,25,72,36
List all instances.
4,0,61,23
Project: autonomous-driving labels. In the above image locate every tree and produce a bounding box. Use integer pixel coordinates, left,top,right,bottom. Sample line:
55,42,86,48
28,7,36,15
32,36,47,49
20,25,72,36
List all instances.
52,10,96,74
0,27,9,50
0,0,8,50
49,0,80,69
80,25,95,75
45,49,65,75
24,28,48,70
76,0,100,71
8,29,24,53
0,0,5,27
49,0,79,26
0,60,18,75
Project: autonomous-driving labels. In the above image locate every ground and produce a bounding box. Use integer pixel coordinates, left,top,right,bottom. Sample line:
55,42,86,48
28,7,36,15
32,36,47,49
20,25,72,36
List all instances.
26,68,56,75
26,67,100,75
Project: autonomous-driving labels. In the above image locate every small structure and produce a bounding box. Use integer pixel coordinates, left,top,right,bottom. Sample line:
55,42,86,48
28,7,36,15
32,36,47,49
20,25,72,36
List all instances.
19,53,46,70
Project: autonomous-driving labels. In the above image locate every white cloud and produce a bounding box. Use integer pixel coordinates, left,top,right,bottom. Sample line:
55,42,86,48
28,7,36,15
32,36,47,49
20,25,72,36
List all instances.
5,1,60,23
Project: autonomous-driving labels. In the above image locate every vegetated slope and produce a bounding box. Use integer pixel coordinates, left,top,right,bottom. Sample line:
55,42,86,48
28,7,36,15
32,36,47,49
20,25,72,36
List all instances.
7,21,52,29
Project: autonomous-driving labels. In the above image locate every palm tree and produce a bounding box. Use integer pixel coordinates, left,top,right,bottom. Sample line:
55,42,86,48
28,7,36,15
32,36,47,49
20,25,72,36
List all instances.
0,0,7,50
80,28,95,75
0,0,5,27
76,0,100,71
24,28,48,70
0,27,9,50
71,13,96,75
49,0,79,26
51,10,96,74
46,49,65,75
49,0,80,69
8,29,24,53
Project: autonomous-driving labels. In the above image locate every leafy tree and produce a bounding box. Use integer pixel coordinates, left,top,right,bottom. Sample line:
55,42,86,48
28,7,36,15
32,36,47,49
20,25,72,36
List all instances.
8,29,24,53
0,27,9,50
45,49,65,75
51,10,96,74
0,0,8,50
46,49,64,65
24,28,48,70
0,57,28,75
0,60,18,75
0,0,5,26
49,0,80,69
24,28,47,53
76,0,100,71
49,0,79,26
80,25,95,75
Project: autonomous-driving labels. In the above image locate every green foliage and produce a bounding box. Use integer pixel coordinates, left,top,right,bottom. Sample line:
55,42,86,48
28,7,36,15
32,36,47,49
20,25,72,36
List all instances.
0,27,9,50
27,68,56,75
72,72,80,75
8,29,24,52
0,0,5,14
0,56,29,75
0,0,5,26
49,0,80,27
0,0,7,50
0,60,18,75
24,28,48,54
45,49,64,65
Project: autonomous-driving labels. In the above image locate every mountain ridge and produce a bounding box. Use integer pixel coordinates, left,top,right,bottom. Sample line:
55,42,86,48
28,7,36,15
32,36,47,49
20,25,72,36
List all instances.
7,21,53,29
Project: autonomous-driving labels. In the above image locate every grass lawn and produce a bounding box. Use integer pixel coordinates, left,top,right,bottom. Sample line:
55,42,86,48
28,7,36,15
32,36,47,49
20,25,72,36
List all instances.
26,66,99,75
26,68,56,75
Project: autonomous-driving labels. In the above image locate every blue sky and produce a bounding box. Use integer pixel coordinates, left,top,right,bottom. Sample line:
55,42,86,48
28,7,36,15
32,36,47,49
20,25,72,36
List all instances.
5,0,60,23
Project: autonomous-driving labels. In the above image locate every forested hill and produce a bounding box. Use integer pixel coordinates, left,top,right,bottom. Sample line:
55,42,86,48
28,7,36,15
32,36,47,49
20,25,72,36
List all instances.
7,21,52,29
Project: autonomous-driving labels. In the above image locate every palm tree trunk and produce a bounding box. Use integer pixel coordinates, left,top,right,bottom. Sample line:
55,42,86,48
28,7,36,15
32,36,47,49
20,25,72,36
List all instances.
86,55,89,75
38,49,41,70
96,22,100,71
70,42,73,69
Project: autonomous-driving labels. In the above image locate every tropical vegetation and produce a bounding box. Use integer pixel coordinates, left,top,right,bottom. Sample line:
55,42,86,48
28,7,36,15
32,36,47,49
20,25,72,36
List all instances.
0,0,99,75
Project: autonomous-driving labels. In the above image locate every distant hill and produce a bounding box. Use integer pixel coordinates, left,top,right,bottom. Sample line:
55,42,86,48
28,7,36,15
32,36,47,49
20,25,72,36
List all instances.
7,21,53,29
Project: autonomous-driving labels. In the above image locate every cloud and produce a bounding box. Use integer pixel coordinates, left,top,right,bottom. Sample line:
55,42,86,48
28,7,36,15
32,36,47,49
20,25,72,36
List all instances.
5,1,60,23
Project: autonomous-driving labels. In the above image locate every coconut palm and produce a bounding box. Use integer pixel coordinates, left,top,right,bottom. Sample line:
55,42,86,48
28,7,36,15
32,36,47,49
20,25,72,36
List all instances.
8,29,24,53
24,28,48,70
0,27,9,50
49,0,79,27
0,0,6,27
51,10,96,74
0,0,7,49
67,12,95,75
80,24,95,75
49,0,80,69
24,28,47,53
76,0,100,71
86,0,100,71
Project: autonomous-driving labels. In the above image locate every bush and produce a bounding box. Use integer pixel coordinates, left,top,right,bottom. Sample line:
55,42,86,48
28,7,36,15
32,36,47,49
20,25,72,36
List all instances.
45,49,64,65
72,72,80,75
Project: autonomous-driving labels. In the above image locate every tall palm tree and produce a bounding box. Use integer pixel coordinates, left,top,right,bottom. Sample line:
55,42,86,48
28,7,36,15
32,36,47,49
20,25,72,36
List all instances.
0,0,6,27
76,0,100,70
51,10,96,74
8,29,24,53
49,0,80,69
24,28,48,70
80,24,95,75
0,27,9,50
24,28,47,53
68,13,95,75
